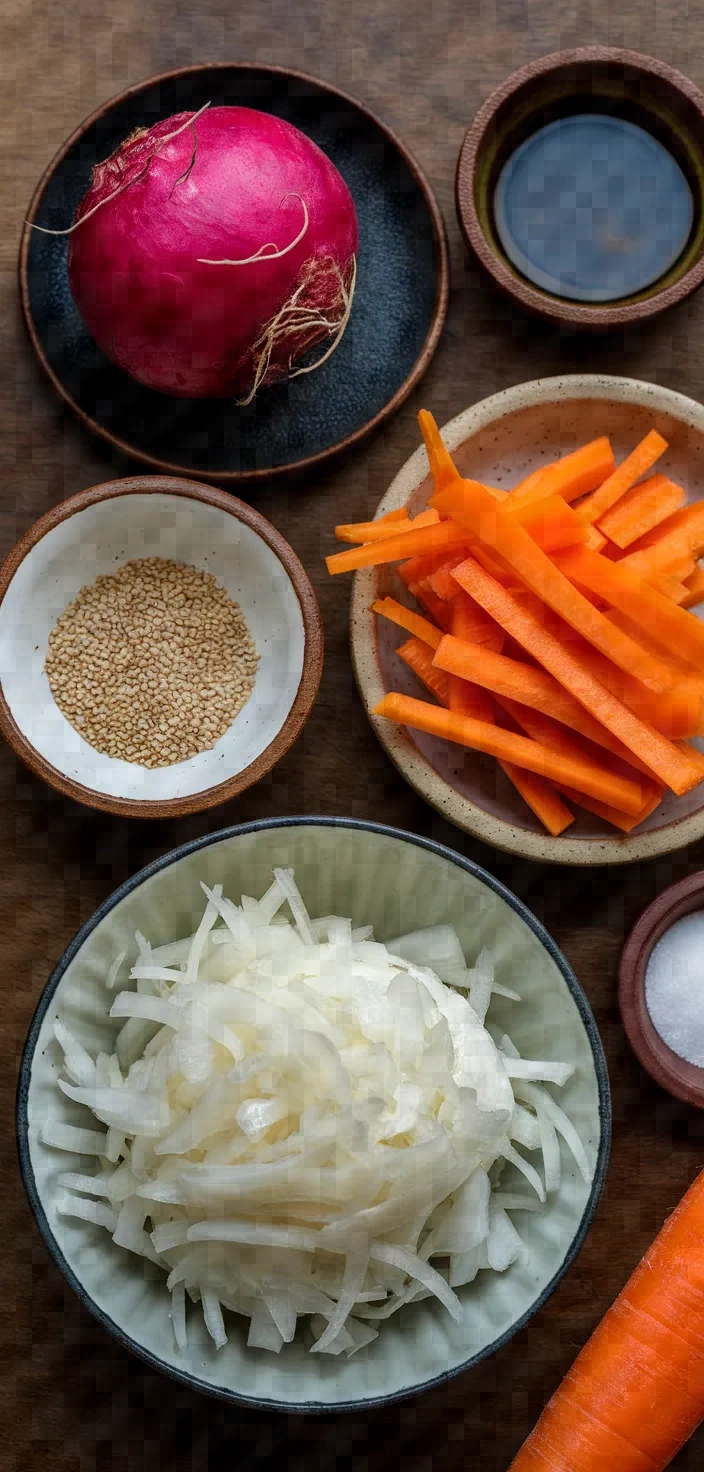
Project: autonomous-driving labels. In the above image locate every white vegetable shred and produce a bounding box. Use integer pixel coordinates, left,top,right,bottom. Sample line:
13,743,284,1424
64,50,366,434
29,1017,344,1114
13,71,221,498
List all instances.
47,869,591,1356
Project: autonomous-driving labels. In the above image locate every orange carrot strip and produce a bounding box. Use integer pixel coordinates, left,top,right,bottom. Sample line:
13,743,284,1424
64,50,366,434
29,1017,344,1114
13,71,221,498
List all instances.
683,565,704,608
622,499,704,557
506,587,704,740
372,597,443,650
407,582,450,630
398,546,470,587
449,556,703,794
514,495,591,552
497,698,664,832
326,519,468,574
597,473,686,548
604,606,698,676
447,598,496,719
334,509,439,543
397,637,451,705
374,693,646,813
554,543,704,674
585,526,607,551
619,541,697,583
450,588,505,651
491,702,575,836
504,438,616,511
575,428,668,524
508,1168,704,1472
426,477,677,696
652,573,691,604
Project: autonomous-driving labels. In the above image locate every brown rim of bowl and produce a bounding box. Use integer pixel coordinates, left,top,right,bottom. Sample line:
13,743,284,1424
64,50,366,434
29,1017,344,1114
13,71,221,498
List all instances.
0,476,324,818
619,870,704,1107
456,46,704,330
19,61,449,486
350,374,704,865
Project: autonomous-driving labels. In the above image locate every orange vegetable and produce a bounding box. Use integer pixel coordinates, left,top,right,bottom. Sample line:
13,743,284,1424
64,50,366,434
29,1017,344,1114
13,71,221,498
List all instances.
515,495,591,552
449,556,703,794
597,473,686,549
554,543,704,674
619,540,697,584
326,519,468,575
447,597,495,719
334,509,439,543
585,526,607,551
575,428,668,524
557,783,664,834
450,588,505,651
623,499,704,557
424,451,678,696
652,573,691,604
373,693,647,813
604,606,697,676
683,565,704,608
398,547,469,588
407,581,450,629
371,597,443,650
396,636,451,705
491,702,575,836
508,1168,704,1472
503,437,616,512
424,560,466,601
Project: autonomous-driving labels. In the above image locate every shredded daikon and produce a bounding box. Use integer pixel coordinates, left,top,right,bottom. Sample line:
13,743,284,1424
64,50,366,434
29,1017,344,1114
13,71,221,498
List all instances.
47,871,592,1357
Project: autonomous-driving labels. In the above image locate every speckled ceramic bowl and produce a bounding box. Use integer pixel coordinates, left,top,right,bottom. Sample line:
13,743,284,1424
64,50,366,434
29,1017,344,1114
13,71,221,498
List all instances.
17,818,610,1412
350,374,704,865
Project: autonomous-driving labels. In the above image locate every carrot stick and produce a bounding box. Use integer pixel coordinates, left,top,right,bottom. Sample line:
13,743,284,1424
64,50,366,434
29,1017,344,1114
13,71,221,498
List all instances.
604,606,698,675
554,543,704,673
371,597,443,650
683,565,704,608
447,597,495,719
498,585,704,741
497,698,664,832
449,556,703,794
503,438,616,511
398,547,470,587
396,637,451,705
334,509,439,543
426,464,678,696
622,499,704,557
450,588,505,650
432,634,658,776
619,540,697,584
508,1167,704,1472
515,495,591,552
407,581,450,630
400,624,572,832
326,519,468,574
575,428,668,524
652,573,691,604
585,526,607,551
597,474,686,549
374,693,647,813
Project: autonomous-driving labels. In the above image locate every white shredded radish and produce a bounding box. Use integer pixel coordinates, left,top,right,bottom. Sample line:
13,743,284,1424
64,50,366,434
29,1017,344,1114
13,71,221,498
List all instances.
48,868,592,1357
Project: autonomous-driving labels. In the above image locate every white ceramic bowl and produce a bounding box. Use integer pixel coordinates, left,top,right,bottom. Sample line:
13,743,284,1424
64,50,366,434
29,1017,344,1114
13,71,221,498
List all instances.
17,818,610,1412
0,477,323,817
351,374,704,864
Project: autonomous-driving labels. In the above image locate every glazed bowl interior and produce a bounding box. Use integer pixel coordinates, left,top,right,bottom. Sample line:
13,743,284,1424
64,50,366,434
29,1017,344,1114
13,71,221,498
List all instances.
18,819,609,1412
351,375,704,864
0,481,319,814
474,58,704,307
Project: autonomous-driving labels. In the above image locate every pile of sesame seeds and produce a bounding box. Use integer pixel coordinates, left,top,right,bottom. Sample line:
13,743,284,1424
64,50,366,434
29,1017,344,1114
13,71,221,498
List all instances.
45,557,259,768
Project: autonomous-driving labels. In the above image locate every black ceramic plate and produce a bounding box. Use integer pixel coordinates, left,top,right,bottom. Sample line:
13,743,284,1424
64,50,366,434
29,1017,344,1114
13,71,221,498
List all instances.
20,64,448,485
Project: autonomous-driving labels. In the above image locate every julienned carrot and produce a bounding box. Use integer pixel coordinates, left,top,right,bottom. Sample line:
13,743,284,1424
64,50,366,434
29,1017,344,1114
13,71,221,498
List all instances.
396,637,451,705
450,588,505,651
326,519,468,575
496,698,664,832
619,541,697,585
407,581,450,630
622,499,704,557
653,573,691,604
683,565,704,608
334,506,412,540
373,693,646,813
503,437,616,511
554,543,704,673
432,634,658,776
514,495,591,552
398,632,572,833
597,473,686,549
371,597,443,650
603,606,697,676
447,597,495,720
426,462,678,697
585,526,607,551
450,556,703,794
508,1167,704,1472
398,547,469,588
575,428,668,524
334,509,439,543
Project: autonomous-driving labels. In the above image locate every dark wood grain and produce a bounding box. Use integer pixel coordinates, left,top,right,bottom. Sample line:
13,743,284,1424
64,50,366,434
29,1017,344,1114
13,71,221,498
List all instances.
4,2,704,1469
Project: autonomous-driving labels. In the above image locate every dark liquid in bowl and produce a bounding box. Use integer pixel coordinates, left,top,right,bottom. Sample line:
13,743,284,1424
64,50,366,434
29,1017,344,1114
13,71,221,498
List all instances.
494,113,694,303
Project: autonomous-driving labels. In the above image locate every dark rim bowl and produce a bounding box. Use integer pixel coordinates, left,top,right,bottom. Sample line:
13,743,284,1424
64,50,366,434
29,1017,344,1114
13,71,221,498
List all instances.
619,870,704,1107
16,816,611,1413
19,62,449,484
456,47,704,330
0,478,324,818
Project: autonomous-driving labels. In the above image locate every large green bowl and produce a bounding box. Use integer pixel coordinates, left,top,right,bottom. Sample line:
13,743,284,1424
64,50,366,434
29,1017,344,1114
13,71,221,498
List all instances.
17,818,610,1412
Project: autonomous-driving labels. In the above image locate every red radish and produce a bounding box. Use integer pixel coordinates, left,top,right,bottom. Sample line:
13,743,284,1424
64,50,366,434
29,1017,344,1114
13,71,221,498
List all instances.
63,105,358,399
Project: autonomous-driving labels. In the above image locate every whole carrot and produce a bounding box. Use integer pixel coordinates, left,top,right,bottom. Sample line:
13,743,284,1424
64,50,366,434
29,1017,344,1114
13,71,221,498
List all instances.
509,1168,704,1471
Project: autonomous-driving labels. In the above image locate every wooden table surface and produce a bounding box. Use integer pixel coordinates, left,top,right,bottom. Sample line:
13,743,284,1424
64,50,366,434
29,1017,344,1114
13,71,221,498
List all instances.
4,1,704,1467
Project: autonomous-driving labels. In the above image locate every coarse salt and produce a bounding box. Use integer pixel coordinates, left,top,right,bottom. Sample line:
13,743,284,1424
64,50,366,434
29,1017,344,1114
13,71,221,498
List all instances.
645,911,704,1067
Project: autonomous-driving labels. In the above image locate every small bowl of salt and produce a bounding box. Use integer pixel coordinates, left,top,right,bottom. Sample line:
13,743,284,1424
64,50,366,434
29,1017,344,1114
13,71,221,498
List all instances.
619,873,704,1107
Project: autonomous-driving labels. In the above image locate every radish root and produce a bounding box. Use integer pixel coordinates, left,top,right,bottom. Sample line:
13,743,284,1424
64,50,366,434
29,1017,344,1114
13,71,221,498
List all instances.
198,193,310,267
238,253,357,406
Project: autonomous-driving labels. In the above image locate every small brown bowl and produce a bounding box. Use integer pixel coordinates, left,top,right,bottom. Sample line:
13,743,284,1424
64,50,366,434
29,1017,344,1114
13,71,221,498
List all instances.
456,47,704,330
619,872,704,1107
0,476,323,818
